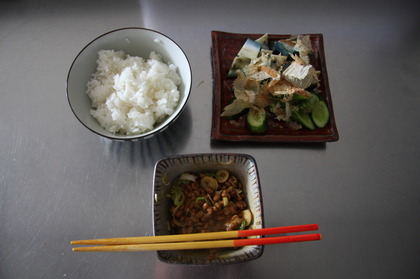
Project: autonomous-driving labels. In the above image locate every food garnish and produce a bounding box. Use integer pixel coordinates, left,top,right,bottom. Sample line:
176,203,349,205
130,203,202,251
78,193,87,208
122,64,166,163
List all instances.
214,169,229,183
221,34,330,132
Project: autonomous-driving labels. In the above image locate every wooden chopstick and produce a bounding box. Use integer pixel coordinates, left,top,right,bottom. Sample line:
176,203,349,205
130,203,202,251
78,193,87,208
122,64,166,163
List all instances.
71,224,319,246
72,233,321,252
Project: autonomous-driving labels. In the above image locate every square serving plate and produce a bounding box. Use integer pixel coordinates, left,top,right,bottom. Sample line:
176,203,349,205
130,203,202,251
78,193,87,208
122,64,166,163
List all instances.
211,31,339,143
152,153,264,265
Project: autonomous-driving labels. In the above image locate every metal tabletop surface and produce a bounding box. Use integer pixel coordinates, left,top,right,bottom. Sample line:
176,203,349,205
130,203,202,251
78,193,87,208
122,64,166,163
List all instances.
1,0,419,278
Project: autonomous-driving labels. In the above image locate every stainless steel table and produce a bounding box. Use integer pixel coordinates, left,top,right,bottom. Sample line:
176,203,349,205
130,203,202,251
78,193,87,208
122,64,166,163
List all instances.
1,0,419,278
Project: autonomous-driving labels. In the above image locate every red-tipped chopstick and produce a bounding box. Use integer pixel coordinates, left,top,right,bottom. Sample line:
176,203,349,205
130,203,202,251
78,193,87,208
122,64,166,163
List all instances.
72,233,321,252
71,224,320,251
71,224,319,245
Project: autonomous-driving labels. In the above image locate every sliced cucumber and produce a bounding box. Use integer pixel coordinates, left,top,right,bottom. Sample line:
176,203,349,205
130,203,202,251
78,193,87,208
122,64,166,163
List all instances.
299,93,319,112
311,100,329,128
247,107,268,133
308,91,320,104
297,100,311,111
292,93,311,101
292,110,315,130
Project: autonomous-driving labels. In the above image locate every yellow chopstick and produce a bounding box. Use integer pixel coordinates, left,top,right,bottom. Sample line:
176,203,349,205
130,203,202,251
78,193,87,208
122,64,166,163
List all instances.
71,224,319,246
72,233,321,252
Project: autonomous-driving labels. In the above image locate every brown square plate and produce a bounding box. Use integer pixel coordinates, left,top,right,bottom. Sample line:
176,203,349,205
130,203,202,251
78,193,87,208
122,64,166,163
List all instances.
211,31,339,143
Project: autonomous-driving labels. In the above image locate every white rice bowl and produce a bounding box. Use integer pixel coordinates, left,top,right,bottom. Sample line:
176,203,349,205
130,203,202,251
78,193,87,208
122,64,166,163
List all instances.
86,49,181,135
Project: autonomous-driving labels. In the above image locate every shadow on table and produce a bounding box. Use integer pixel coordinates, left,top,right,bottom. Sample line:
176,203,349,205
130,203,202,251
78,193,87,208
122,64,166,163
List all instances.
152,257,262,279
100,105,192,168
211,140,327,151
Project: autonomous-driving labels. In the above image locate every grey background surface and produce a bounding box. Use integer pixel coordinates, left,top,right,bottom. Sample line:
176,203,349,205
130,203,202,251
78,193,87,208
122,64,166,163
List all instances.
1,0,419,278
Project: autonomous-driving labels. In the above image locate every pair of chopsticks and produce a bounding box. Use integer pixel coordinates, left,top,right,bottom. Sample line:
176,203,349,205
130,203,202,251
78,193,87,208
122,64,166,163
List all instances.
71,224,321,252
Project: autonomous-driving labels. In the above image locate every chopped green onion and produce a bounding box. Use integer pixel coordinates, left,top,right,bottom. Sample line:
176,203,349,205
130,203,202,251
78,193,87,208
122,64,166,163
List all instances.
179,172,197,182
170,185,180,194
171,205,187,227
173,192,184,206
222,197,229,207
239,219,247,230
170,185,184,206
162,173,169,185
173,219,187,227
206,194,215,205
204,171,215,177
195,197,209,209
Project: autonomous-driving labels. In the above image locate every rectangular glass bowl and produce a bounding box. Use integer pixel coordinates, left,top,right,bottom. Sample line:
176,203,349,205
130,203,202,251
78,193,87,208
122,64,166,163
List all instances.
211,31,339,143
152,153,264,265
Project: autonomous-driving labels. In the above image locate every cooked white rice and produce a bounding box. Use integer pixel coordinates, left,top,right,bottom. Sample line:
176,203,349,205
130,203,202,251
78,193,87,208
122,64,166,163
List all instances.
86,49,181,135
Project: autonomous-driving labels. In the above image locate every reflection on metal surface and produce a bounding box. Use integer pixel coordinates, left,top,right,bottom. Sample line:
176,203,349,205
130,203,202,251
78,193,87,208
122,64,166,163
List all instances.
101,106,192,168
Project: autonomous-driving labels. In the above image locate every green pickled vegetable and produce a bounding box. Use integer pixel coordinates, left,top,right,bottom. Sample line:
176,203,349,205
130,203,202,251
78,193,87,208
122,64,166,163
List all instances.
292,93,311,101
292,110,315,130
239,220,247,230
247,107,268,133
311,100,329,128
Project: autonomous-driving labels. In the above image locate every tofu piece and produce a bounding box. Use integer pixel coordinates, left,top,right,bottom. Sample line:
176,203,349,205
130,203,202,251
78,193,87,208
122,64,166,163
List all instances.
283,61,318,89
